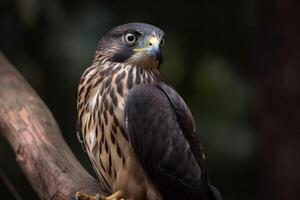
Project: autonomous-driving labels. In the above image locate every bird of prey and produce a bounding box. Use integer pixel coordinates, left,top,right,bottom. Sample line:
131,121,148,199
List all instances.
76,22,222,200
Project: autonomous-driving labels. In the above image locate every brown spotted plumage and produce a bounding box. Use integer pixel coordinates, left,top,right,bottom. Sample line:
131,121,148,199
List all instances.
76,23,222,200
77,50,162,199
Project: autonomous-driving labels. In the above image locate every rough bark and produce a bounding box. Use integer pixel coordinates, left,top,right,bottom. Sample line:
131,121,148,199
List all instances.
0,52,101,199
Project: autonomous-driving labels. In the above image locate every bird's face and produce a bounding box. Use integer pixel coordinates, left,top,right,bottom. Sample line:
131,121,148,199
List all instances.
98,23,165,69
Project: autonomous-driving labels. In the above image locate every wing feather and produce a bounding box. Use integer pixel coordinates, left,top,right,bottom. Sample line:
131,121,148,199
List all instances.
125,83,218,200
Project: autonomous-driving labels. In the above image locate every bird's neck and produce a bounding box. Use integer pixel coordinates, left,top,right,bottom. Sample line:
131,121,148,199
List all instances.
95,52,161,71
95,57,162,83
77,59,162,115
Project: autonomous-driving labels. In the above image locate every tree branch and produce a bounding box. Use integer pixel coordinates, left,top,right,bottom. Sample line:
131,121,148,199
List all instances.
0,52,101,199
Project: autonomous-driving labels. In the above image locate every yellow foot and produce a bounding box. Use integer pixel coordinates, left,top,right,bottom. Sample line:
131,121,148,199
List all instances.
75,191,124,200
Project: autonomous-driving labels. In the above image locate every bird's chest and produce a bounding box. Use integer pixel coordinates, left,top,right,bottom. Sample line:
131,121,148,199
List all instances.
83,80,130,184
78,64,157,191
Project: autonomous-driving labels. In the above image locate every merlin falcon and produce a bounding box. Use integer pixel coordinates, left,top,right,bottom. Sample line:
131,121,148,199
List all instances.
76,22,222,200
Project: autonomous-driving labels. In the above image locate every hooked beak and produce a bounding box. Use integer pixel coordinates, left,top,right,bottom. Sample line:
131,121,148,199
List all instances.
134,37,161,60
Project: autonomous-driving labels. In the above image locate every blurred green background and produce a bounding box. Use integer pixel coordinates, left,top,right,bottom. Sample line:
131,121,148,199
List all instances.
2,0,294,199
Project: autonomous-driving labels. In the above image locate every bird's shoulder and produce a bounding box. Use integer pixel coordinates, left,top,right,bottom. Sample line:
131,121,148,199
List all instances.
125,82,207,177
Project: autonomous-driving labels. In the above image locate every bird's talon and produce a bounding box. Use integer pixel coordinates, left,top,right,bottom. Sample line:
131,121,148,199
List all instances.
100,190,124,200
75,191,124,200
75,192,101,200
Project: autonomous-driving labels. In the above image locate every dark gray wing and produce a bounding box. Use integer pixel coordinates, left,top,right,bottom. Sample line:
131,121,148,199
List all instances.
157,83,206,174
125,83,222,200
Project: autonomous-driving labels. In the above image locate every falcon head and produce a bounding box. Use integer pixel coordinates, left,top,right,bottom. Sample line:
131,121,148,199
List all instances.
97,22,165,69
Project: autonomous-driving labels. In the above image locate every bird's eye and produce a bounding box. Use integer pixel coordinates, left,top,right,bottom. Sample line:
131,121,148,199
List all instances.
124,33,138,44
160,38,165,47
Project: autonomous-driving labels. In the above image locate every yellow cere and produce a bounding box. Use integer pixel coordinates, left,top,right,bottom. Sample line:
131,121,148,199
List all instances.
148,37,160,46
134,37,160,52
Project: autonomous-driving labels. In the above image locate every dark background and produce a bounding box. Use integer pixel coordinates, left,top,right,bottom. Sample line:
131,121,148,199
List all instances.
1,0,299,200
